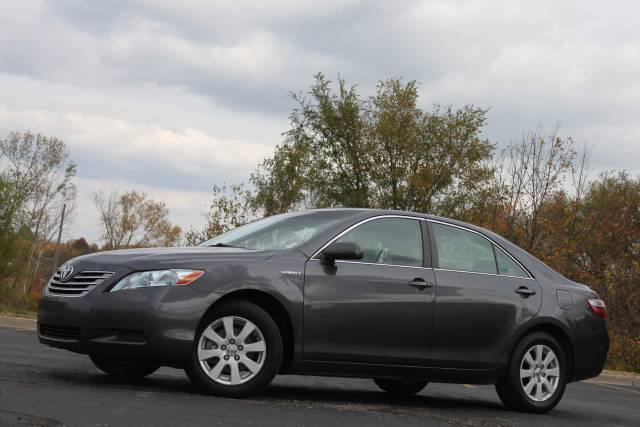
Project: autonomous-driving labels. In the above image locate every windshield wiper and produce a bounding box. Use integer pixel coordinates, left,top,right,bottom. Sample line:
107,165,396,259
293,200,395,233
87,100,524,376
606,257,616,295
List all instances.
208,242,242,248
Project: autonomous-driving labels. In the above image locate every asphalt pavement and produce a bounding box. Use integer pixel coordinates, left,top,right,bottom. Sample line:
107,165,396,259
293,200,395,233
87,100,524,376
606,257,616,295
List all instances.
0,319,638,426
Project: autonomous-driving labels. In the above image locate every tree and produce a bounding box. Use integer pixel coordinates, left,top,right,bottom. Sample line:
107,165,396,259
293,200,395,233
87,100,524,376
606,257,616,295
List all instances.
183,184,256,246
93,190,182,249
0,131,77,293
0,177,21,280
490,126,577,250
251,74,495,215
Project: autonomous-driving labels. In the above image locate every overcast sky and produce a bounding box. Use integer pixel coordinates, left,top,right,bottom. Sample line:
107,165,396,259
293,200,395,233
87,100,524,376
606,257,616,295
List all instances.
1,0,639,243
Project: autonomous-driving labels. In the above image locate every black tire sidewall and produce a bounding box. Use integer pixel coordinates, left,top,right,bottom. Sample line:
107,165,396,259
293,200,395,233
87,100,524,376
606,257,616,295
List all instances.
501,332,567,413
186,300,283,398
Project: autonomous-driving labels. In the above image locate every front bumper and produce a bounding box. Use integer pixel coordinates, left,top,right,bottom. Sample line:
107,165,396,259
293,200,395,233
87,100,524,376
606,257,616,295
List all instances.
38,280,221,366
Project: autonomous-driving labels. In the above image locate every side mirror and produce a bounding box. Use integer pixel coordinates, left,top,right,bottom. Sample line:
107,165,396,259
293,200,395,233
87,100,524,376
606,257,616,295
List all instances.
320,242,363,265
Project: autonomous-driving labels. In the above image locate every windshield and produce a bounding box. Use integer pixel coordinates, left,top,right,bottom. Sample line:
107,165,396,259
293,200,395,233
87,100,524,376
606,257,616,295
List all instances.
200,211,348,250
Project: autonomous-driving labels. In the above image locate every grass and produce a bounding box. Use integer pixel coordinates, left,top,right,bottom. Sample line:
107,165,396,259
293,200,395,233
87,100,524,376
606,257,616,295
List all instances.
0,282,38,319
0,308,37,319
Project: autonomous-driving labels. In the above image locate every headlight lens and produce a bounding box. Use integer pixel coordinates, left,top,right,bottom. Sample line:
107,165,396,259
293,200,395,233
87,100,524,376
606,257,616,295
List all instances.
110,269,204,292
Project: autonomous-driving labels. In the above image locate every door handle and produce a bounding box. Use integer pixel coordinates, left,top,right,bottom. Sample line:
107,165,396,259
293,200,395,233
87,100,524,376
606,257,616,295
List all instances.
514,286,536,298
408,278,434,290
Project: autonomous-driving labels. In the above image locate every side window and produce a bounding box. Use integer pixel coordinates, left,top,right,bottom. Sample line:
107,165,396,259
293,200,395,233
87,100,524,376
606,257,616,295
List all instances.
431,223,497,274
494,245,529,278
335,218,423,267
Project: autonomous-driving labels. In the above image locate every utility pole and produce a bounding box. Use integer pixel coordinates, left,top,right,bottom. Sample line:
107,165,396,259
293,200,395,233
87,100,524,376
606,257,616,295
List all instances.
51,203,66,276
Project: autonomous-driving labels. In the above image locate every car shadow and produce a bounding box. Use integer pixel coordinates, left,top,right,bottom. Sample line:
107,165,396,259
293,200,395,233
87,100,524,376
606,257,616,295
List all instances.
261,383,506,412
45,368,506,413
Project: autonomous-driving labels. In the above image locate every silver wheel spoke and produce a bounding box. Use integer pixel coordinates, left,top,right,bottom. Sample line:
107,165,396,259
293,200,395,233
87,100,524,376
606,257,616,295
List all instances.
520,369,534,378
524,351,535,366
535,382,543,400
524,380,535,395
236,322,255,343
542,351,554,367
223,317,235,339
241,355,261,373
229,362,242,385
535,345,543,363
243,341,266,353
198,348,224,360
547,367,560,377
202,328,225,345
209,359,226,379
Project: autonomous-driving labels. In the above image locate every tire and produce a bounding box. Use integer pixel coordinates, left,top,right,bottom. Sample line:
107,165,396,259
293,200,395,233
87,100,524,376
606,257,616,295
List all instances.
185,300,283,398
373,378,428,396
496,332,567,413
89,354,159,379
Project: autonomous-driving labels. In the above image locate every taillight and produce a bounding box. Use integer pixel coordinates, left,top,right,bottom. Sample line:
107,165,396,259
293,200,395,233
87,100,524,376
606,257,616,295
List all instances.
587,298,606,317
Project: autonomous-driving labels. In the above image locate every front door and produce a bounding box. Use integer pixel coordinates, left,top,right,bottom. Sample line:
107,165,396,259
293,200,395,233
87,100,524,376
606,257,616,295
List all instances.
303,217,435,365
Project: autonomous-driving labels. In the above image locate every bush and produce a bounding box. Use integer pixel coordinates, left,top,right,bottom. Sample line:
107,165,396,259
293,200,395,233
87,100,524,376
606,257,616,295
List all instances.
607,332,640,373
0,281,38,316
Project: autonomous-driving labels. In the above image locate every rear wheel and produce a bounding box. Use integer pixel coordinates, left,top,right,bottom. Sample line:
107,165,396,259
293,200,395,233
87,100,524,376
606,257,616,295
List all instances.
89,354,159,379
373,378,428,395
496,332,567,413
186,300,282,398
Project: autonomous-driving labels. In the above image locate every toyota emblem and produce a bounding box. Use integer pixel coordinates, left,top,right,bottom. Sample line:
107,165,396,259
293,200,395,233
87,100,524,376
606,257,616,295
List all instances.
60,265,74,280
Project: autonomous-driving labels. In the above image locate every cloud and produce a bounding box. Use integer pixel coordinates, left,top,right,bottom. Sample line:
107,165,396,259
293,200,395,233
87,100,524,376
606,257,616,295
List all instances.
1,0,639,242
0,103,274,190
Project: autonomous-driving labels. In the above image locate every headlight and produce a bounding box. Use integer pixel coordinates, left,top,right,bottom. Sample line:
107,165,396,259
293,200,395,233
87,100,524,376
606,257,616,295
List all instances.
110,269,204,292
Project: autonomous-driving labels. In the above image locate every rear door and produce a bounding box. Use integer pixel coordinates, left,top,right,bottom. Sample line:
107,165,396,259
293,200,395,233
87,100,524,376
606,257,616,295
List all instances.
428,221,542,368
303,217,436,365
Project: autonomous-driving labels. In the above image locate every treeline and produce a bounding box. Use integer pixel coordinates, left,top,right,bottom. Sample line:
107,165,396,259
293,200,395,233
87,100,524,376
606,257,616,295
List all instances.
1,74,638,371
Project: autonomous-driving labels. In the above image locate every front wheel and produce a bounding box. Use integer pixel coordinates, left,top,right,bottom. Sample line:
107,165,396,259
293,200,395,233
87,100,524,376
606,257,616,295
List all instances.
89,354,159,379
496,332,567,413
373,378,428,395
185,300,283,398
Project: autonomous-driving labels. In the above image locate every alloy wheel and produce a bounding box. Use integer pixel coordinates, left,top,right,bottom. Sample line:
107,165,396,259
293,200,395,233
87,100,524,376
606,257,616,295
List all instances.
198,316,267,385
519,344,560,402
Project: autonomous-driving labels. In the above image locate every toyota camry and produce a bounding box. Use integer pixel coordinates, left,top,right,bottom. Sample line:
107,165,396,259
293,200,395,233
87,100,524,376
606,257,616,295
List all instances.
38,209,609,413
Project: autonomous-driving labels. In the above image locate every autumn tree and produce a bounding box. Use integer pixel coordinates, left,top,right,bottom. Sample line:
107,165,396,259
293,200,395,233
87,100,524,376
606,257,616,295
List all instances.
487,126,577,250
93,190,181,249
251,73,495,215
0,131,77,293
183,184,256,245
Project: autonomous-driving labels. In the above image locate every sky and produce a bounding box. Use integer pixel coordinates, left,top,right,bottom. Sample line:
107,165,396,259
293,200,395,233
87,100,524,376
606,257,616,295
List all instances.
1,0,639,244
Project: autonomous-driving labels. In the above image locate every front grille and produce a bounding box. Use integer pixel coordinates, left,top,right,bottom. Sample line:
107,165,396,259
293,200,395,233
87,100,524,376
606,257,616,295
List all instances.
39,323,81,341
46,270,114,297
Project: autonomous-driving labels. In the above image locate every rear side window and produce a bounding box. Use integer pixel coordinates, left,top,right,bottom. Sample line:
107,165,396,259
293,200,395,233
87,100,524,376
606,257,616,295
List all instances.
494,245,529,278
431,223,497,274
335,218,423,267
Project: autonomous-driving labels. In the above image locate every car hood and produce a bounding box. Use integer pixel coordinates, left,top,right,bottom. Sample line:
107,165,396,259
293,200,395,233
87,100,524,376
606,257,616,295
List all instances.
69,246,281,270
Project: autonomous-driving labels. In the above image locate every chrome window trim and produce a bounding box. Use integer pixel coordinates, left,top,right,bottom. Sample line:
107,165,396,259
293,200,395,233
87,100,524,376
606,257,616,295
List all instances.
308,258,432,270
427,219,534,279
434,268,535,280
309,214,534,279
